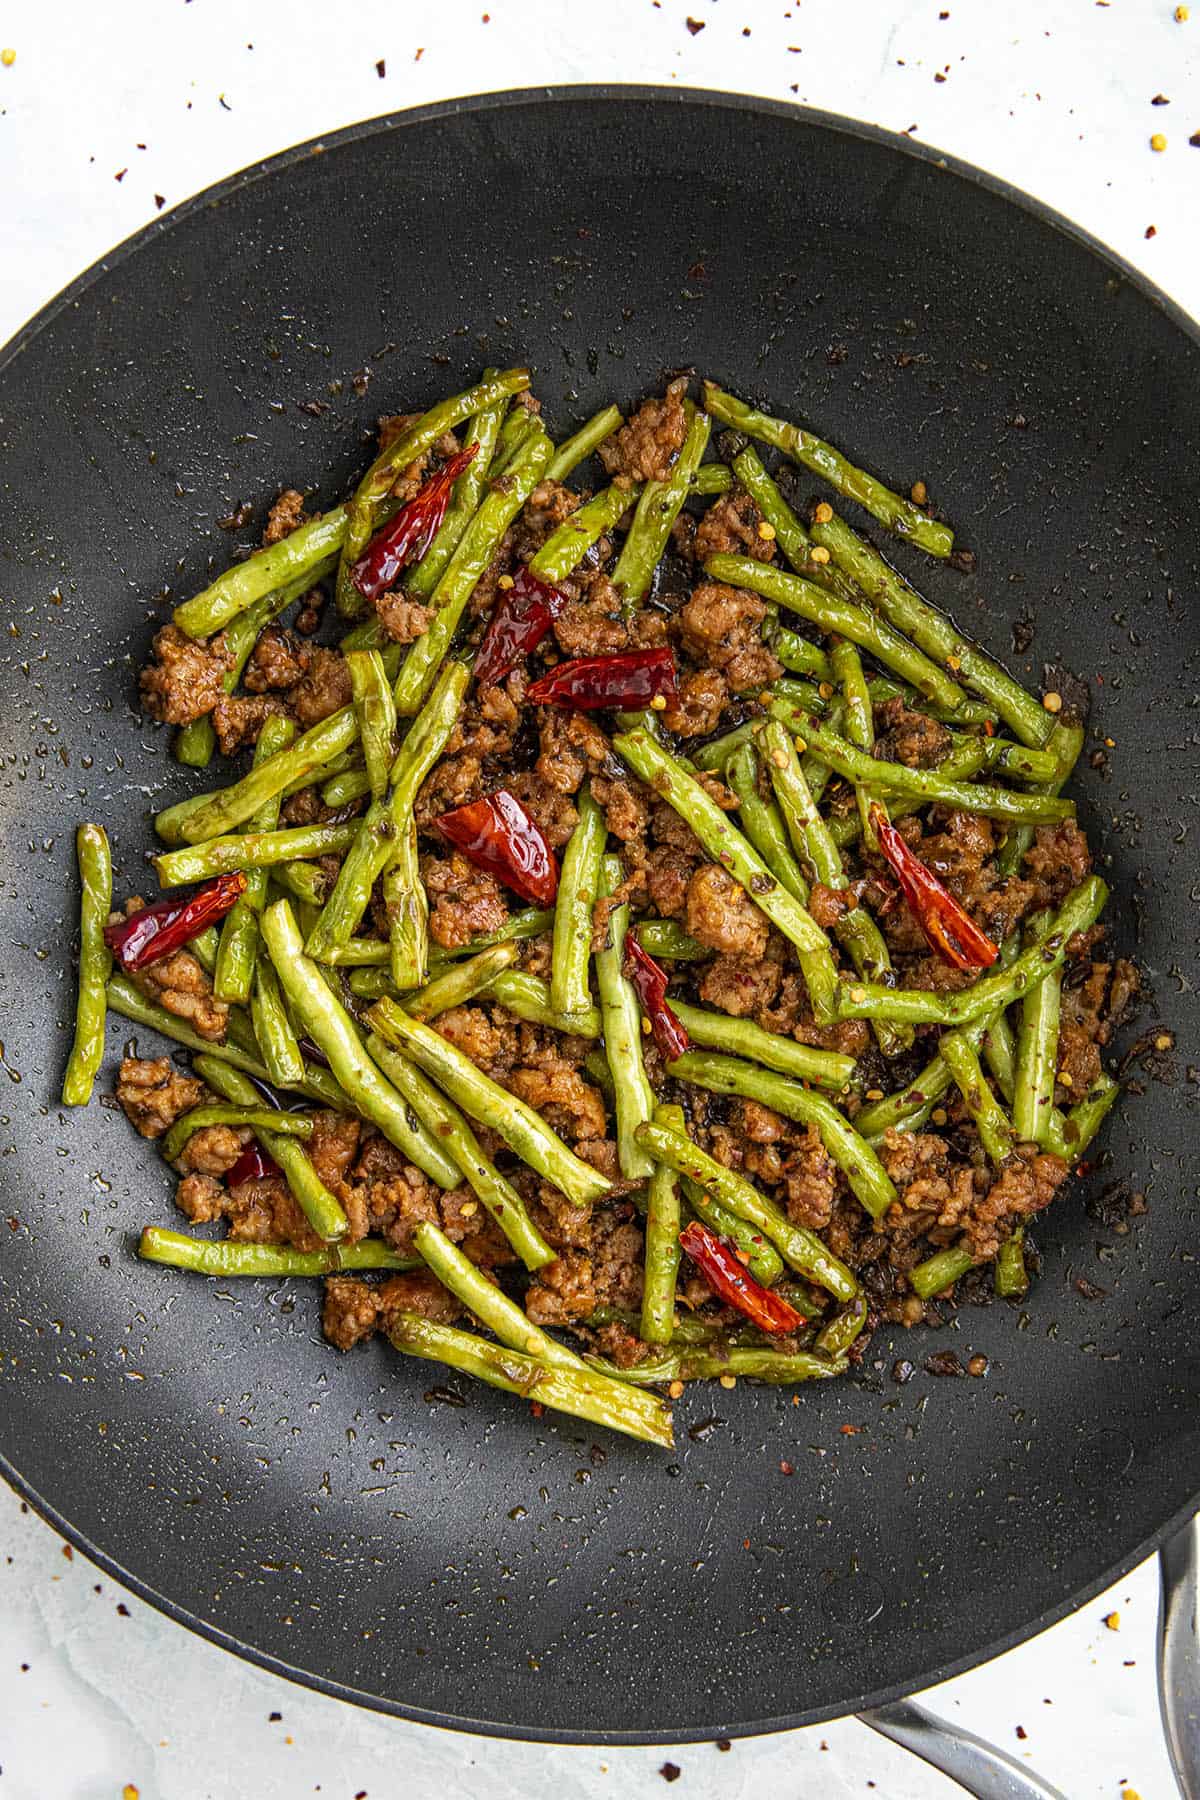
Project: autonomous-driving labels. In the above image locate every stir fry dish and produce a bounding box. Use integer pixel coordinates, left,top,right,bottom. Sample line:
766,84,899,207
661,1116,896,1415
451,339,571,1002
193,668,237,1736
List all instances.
61,369,1135,1449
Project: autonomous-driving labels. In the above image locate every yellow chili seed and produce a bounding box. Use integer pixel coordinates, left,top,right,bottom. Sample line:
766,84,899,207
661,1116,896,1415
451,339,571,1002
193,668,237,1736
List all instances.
931,1107,948,1126
910,479,928,505
640,1016,652,1034
793,736,808,754
718,1373,737,1390
946,654,962,671
497,573,515,589
1151,132,1168,151
1176,3,1190,16
849,986,866,1004
1042,691,1063,713
757,520,777,540
459,1199,478,1217
818,681,834,699
865,1088,885,1101
810,545,831,564
1155,1032,1174,1051
770,747,788,768
0,47,15,66
1103,1610,1121,1630
814,501,833,524
650,693,667,710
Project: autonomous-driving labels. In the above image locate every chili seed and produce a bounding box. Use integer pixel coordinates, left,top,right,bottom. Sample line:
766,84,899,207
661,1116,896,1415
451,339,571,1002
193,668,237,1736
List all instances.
1042,691,1063,713
814,501,833,524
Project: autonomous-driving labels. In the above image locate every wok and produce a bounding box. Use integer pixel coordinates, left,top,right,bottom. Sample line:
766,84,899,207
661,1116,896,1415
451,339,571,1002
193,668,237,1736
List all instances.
0,88,1196,1744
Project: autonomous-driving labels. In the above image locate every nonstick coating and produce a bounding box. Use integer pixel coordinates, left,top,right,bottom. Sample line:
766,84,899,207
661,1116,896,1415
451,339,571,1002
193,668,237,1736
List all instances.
1,89,1197,1743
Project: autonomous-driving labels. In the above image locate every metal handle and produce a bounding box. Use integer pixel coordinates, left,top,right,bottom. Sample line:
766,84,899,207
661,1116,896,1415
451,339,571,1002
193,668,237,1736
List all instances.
1159,1512,1200,1800
859,1697,1070,1800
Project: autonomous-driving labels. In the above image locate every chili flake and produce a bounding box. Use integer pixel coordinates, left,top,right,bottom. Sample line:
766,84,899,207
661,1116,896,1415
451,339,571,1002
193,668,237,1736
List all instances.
813,501,834,524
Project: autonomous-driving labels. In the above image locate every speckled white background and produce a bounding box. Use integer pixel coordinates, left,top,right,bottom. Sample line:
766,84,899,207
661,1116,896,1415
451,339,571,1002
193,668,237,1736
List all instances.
1,1,1196,1795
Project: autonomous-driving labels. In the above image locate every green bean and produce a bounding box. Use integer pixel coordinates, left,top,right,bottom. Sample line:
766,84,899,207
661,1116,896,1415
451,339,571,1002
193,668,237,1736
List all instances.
180,706,360,842
994,1228,1028,1298
814,1294,869,1358
213,713,297,1003
250,956,306,1087
612,402,711,611
867,675,997,729
308,938,391,969
527,484,633,585
544,404,623,481
982,1009,1019,1105
909,1245,975,1301
827,737,992,849
670,1050,896,1221
392,429,553,716
138,1228,411,1278
939,1030,1016,1166
302,798,390,960
593,854,656,1181
583,1048,616,1099
723,438,863,604
161,1103,312,1165
156,821,359,888
976,738,1061,785
175,512,345,640
693,463,732,496
633,920,709,961
334,368,531,618
613,728,840,1023
706,554,967,711
586,1346,846,1386
62,824,113,1106
368,998,610,1206
768,702,1076,826
346,966,400,999
807,509,1051,746
402,943,519,1020
346,648,397,801
487,970,601,1038
1043,1071,1120,1164
838,875,1107,1027
386,1311,674,1448
173,571,319,767
996,721,1085,878
681,1176,785,1288
702,382,954,557
259,900,460,1186
726,744,810,905
424,907,555,961
771,626,833,682
410,1220,576,1364
320,766,372,809
635,1119,857,1301
366,1035,554,1271
551,788,606,1020
1012,911,1062,1145
192,1054,349,1241
640,1103,685,1345
669,999,855,1093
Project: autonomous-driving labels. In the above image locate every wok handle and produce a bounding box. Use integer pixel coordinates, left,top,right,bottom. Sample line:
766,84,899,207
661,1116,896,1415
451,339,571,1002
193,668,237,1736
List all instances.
858,1698,1069,1800
1159,1512,1200,1800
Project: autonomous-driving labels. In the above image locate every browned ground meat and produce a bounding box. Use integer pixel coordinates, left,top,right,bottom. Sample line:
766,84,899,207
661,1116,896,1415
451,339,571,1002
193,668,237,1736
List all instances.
322,1271,465,1351
307,1112,360,1191
177,1123,248,1176
661,668,728,736
112,902,229,1040
243,625,310,691
685,864,770,958
512,478,583,556
591,772,649,841
781,1123,839,1229
677,582,780,694
1024,818,1093,909
139,625,233,725
535,709,609,797
262,488,308,544
875,696,953,768
698,952,779,1018
504,770,579,849
415,754,485,827
211,693,289,755
116,1057,206,1138
422,852,509,949
435,1005,516,1078
375,593,431,643
553,575,631,657
597,378,687,483
692,488,777,564
289,647,353,728
508,1063,607,1143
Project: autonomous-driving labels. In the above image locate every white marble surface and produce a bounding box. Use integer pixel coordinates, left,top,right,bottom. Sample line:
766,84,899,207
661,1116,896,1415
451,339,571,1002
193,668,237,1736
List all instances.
1,1,1196,1795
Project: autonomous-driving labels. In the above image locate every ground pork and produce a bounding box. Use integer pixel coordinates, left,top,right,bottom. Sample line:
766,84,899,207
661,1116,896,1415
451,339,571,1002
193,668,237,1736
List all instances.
421,851,509,948
677,582,781,694
243,625,311,692
685,864,770,958
507,1063,607,1143
661,668,729,737
115,1057,206,1138
374,593,431,643
262,488,308,544
552,574,631,657
210,694,290,755
289,647,353,728
176,1122,250,1175
415,754,485,828
597,378,687,484
504,770,579,849
692,487,777,564
1023,818,1093,909
512,478,583,558
138,625,234,726
535,709,610,797
591,772,649,841
322,1271,464,1351
698,951,780,1018
434,1004,518,1079
874,697,953,768
115,900,228,1041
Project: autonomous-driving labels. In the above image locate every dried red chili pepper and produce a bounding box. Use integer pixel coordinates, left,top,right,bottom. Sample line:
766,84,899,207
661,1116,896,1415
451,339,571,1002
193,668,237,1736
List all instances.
473,566,569,688
623,934,691,1060
103,872,248,972
869,804,999,972
225,1140,282,1187
525,645,679,711
435,789,558,907
350,443,479,601
678,1221,806,1335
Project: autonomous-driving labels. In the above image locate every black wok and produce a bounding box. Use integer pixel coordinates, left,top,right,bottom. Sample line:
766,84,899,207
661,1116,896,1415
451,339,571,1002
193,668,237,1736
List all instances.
1,88,1196,1743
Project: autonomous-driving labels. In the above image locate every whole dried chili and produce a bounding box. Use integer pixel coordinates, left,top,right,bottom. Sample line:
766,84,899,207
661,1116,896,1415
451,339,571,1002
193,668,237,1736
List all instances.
678,1220,806,1335
103,873,247,972
525,645,679,711
225,1140,282,1187
473,566,569,688
350,443,478,602
435,789,558,907
623,934,691,1060
869,803,999,971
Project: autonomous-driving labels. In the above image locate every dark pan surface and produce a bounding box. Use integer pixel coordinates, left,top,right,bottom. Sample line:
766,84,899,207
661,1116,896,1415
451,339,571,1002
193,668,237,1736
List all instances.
1,89,1197,1743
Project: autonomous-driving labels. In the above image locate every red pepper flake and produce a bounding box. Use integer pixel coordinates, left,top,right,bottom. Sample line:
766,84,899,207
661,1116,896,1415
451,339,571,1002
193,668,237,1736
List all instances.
530,1400,544,1418
351,444,478,601
660,1764,682,1783
839,1423,861,1436
154,194,166,209
679,1221,806,1335
62,1544,73,1560
103,872,247,972
624,935,691,1060
779,1460,794,1476
1145,225,1158,239
870,804,998,971
1016,1725,1028,1740
526,645,678,712
375,58,386,76
436,790,558,906
114,168,127,182
685,16,705,31
473,566,569,687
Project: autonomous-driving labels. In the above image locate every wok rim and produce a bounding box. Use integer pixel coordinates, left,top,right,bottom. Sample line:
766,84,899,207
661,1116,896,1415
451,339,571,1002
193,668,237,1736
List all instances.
1,83,1194,1745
